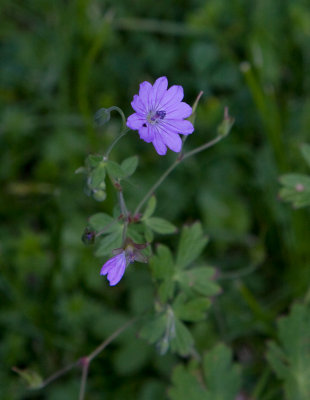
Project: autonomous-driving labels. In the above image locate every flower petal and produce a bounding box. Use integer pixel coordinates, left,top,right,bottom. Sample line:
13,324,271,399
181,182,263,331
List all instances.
159,85,184,109
149,76,168,110
138,125,154,143
152,131,167,155
127,113,145,130
166,102,192,119
138,81,152,106
100,252,127,286
156,125,182,152
131,95,147,114
163,119,194,135
108,260,126,286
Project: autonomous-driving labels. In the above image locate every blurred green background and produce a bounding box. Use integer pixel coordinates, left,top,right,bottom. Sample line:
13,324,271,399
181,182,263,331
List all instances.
1,0,310,399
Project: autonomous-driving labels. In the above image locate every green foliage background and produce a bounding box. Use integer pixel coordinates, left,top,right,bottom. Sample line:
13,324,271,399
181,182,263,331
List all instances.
1,0,310,399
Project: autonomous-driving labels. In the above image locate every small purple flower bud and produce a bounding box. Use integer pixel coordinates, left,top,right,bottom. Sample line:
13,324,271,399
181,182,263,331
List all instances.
82,227,96,245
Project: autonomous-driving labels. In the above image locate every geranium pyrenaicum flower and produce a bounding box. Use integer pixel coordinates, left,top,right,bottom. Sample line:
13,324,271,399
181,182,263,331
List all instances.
126,76,194,155
100,251,127,286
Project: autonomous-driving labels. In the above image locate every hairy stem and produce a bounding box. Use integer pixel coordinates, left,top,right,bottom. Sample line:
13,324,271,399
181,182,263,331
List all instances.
105,128,130,158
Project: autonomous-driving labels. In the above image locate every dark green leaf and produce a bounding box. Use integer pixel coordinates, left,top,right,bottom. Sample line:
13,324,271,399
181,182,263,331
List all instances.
170,318,194,356
150,245,174,280
140,313,167,344
266,303,310,400
89,213,118,233
89,163,106,189
176,223,208,269
169,365,206,400
95,230,122,257
177,267,221,297
202,343,241,400
173,294,211,322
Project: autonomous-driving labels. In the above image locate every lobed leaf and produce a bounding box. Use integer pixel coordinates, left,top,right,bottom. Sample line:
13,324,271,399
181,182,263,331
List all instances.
266,303,310,400
176,223,209,270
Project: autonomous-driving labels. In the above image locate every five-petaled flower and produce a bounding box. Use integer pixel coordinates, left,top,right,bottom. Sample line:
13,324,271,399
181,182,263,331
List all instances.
127,76,194,155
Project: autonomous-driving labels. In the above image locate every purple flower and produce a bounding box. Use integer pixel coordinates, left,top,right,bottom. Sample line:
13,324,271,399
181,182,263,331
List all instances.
127,76,194,155
100,252,127,286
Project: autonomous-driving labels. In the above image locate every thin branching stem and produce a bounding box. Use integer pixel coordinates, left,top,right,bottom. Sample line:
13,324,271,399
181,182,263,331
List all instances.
134,134,226,215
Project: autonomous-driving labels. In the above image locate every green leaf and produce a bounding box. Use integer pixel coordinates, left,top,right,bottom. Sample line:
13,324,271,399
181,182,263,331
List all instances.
177,267,221,297
144,225,154,242
169,365,206,400
301,144,310,168
150,245,174,280
89,213,118,233
279,173,310,208
140,313,167,344
121,156,139,177
142,196,157,220
170,318,194,356
89,163,106,189
266,303,310,400
202,343,241,400
168,344,242,400
176,223,208,270
150,245,175,302
106,160,126,180
95,230,122,257
145,217,176,234
86,154,104,168
173,294,211,322
12,367,43,389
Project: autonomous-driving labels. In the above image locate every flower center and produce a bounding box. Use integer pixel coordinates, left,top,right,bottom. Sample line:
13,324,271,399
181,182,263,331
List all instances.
147,110,166,125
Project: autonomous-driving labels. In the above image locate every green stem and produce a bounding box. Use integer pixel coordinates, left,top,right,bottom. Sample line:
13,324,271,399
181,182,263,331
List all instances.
105,128,130,158
88,318,137,362
108,106,127,129
134,134,225,215
35,318,136,393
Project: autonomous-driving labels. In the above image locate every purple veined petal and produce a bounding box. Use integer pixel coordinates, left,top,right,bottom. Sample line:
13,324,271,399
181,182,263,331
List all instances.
152,130,167,155
100,252,127,286
149,76,168,110
127,113,145,130
138,125,154,143
165,102,192,119
138,81,152,106
131,95,147,114
155,124,183,153
100,256,116,275
158,85,184,109
107,260,126,286
163,119,194,135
